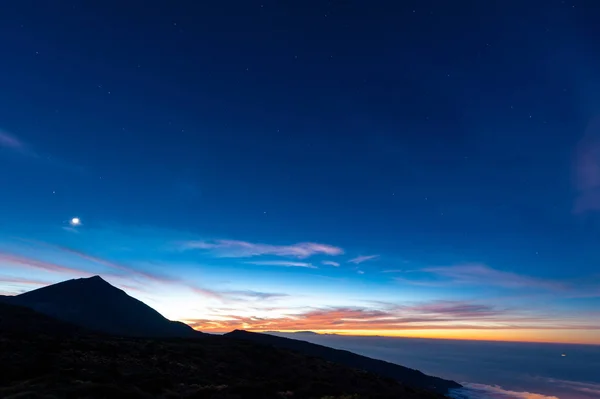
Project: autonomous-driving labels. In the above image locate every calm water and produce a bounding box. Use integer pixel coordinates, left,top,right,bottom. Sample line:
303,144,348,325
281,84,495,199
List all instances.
271,333,600,399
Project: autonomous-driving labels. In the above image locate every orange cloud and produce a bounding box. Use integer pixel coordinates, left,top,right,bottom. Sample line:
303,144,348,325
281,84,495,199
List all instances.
185,304,600,344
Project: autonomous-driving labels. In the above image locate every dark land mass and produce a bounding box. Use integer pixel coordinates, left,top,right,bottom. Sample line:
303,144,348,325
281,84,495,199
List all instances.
0,275,198,338
0,276,459,398
226,330,461,394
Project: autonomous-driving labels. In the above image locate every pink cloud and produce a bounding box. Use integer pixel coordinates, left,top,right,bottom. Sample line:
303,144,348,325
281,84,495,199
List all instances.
401,301,502,318
455,383,559,399
245,261,317,268
54,245,180,284
546,379,600,396
180,239,343,258
0,131,24,149
187,301,600,333
422,264,565,291
3,242,287,303
349,255,379,264
52,245,232,300
0,130,37,157
0,275,53,286
0,252,89,275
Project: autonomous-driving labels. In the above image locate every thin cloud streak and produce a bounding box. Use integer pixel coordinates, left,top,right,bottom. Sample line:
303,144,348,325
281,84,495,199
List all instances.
452,383,559,399
0,130,25,149
573,116,600,213
187,301,600,333
421,264,566,291
52,246,235,301
349,255,379,264
1,243,286,303
322,261,340,267
397,264,600,297
0,130,37,157
226,290,289,300
0,252,91,276
0,275,54,287
180,239,343,258
545,379,600,396
245,261,317,268
0,129,84,173
52,244,183,285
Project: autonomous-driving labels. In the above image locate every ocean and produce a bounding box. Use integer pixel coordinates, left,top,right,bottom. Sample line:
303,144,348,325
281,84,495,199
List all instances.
271,333,600,399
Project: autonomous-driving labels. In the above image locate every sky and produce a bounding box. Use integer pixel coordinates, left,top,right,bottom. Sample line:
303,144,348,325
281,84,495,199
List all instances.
1,0,600,345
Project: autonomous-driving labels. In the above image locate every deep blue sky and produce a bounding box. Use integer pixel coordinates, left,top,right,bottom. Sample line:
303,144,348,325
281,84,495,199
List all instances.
1,1,599,343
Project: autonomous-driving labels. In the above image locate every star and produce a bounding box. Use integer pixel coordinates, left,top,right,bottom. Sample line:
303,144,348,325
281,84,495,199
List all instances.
70,217,81,226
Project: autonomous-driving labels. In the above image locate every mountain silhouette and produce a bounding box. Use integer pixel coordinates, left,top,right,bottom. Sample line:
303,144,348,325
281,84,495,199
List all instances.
0,277,460,396
0,301,449,399
226,329,461,394
0,275,198,338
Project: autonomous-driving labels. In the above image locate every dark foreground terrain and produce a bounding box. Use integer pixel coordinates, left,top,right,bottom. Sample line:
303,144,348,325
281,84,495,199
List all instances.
227,330,459,394
0,303,447,399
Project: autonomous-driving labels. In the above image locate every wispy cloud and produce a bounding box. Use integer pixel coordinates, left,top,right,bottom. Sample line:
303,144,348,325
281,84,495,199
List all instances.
451,383,559,399
0,130,25,149
394,263,600,298
545,379,600,396
394,277,450,287
1,242,288,304
573,117,600,213
400,301,503,318
245,261,317,269
421,264,565,291
0,252,90,275
187,286,287,301
0,129,83,173
0,275,55,287
180,239,343,258
322,260,340,267
226,290,289,300
186,300,600,333
349,255,379,264
0,130,37,157
52,244,181,285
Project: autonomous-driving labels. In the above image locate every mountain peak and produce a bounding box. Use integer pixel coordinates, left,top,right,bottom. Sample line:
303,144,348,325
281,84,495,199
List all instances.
50,275,121,294
86,275,106,281
80,275,112,286
9,276,199,338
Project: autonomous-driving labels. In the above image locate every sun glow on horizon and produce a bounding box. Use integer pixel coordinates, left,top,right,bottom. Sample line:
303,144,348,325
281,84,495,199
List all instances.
187,327,600,346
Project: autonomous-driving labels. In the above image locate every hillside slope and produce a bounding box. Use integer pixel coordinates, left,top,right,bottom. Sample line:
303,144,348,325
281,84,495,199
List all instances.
226,330,461,395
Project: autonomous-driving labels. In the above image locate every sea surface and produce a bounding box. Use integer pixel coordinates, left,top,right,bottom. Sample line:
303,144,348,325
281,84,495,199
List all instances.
271,333,600,399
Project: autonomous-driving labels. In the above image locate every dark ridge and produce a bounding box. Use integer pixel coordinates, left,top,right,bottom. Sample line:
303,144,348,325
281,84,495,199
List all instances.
2,277,460,397
2,275,200,338
0,304,447,398
225,329,461,395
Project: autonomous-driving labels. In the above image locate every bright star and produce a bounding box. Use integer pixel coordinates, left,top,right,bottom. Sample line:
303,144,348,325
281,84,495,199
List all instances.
70,217,81,226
